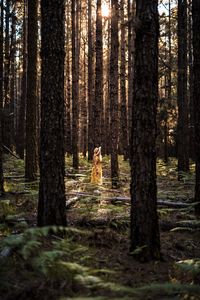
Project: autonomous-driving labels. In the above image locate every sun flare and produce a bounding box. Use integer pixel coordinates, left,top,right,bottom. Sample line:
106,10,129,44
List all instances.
101,2,110,18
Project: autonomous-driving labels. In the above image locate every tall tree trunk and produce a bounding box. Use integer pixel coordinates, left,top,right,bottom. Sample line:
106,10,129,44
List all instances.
4,0,10,106
188,0,195,160
38,0,66,226
177,0,189,177
16,0,27,159
82,40,87,158
94,0,103,149
0,0,4,193
87,0,94,160
120,0,128,160
130,0,161,261
127,0,135,158
193,0,200,216
110,0,119,188
71,0,79,169
10,8,17,149
25,0,38,181
65,1,72,155
104,18,111,156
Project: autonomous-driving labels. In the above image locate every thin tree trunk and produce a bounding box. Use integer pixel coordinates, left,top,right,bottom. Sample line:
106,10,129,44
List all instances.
87,0,94,161
130,0,161,261
110,0,119,188
65,1,72,155
0,0,4,193
71,0,79,169
16,0,27,159
38,0,66,226
120,0,128,160
188,0,195,160
25,0,38,181
177,0,189,177
193,0,200,216
4,0,10,106
94,0,103,149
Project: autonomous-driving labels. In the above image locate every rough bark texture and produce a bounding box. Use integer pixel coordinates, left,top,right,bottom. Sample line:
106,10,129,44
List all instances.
193,0,200,216
177,0,189,176
0,0,4,192
130,0,161,261
110,0,119,188
38,0,66,227
87,0,94,161
120,0,128,160
71,0,79,169
94,0,103,149
25,0,38,181
16,0,27,159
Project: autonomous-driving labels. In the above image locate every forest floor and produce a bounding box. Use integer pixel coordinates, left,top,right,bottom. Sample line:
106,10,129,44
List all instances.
0,154,200,300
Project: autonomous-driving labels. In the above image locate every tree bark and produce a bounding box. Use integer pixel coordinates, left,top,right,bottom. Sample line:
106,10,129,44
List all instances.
119,0,128,160
25,0,38,181
16,0,27,159
0,0,4,193
38,0,66,226
130,0,161,261
110,0,119,188
94,0,103,149
87,0,94,161
71,0,79,169
193,0,200,216
177,0,189,177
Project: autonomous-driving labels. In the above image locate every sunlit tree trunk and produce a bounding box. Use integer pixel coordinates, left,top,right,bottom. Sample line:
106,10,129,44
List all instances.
16,0,27,159
65,1,72,155
193,0,200,216
71,0,79,169
177,0,189,177
87,0,94,160
94,0,103,149
120,0,128,160
25,0,38,181
130,0,161,261
110,0,119,188
38,0,66,226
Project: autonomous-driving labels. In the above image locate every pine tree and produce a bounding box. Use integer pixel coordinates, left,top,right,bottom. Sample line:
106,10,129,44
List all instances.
130,0,161,261
38,0,66,226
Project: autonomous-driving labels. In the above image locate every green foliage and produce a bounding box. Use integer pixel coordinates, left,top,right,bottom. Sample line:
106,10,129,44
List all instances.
176,259,200,277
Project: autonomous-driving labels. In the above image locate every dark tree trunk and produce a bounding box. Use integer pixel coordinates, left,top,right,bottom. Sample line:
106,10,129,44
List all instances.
188,0,195,160
130,0,161,261
87,0,94,161
38,0,66,226
0,0,4,193
94,0,103,149
71,0,79,169
110,0,119,188
193,0,200,216
16,0,27,159
177,0,189,177
119,0,128,160
25,0,38,181
4,0,10,106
